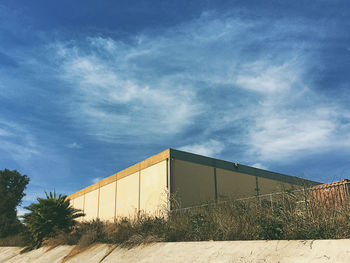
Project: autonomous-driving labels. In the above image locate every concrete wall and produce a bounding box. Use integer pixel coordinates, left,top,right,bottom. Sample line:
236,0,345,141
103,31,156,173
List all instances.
3,240,350,263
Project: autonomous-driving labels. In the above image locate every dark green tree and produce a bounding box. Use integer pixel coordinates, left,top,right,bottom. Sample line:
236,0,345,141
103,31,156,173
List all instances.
0,169,30,238
23,192,84,248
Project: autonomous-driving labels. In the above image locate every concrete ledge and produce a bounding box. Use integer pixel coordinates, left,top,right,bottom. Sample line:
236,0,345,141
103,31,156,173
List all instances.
1,240,350,263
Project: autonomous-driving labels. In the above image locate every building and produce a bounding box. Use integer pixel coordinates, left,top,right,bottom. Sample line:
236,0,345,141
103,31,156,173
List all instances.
67,148,320,221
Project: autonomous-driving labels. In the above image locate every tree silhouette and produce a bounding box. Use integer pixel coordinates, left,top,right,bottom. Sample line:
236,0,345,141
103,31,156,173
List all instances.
0,169,29,238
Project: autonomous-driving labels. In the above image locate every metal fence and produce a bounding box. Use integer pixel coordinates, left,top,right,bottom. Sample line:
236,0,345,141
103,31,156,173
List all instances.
171,180,350,213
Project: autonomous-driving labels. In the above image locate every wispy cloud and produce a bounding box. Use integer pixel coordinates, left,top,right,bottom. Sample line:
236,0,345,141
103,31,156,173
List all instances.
179,139,225,157
12,11,350,165
248,107,339,161
0,119,39,162
65,142,82,149
53,38,202,144
251,163,268,170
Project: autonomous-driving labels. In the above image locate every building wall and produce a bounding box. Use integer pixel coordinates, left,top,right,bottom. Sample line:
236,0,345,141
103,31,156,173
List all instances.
172,159,215,208
216,168,257,200
257,177,295,195
116,172,139,218
69,158,168,221
99,181,116,221
68,149,317,220
84,189,99,221
140,160,168,215
73,195,85,222
216,169,296,201
172,161,298,208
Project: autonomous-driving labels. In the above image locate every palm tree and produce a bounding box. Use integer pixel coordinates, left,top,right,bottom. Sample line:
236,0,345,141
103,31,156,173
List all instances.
22,191,84,248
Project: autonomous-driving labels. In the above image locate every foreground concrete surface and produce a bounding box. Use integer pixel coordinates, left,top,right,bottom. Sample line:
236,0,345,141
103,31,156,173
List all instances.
1,240,350,263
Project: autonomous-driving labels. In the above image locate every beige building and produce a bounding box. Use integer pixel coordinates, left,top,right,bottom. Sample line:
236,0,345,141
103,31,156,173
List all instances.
67,148,320,221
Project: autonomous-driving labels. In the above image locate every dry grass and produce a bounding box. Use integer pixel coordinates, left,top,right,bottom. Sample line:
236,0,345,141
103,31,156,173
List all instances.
0,234,26,247
42,191,350,248
5,189,350,250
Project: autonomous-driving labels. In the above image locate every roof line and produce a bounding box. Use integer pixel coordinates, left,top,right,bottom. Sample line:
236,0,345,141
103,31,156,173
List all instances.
169,148,321,186
68,147,321,200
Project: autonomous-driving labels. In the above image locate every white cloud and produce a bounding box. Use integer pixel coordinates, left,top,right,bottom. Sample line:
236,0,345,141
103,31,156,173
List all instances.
44,12,350,164
249,114,336,161
17,207,27,218
179,140,225,157
244,81,350,161
55,40,202,143
235,60,300,94
251,163,268,170
66,142,82,149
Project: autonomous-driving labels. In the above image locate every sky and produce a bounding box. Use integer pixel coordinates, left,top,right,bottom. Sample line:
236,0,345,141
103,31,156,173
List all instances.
0,0,350,214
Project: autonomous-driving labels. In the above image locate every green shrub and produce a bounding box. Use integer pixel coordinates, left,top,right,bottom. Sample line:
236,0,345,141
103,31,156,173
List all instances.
22,192,84,249
189,213,212,240
256,214,284,240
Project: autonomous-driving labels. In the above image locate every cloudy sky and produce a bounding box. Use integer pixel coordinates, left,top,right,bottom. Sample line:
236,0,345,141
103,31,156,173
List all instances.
1,0,350,211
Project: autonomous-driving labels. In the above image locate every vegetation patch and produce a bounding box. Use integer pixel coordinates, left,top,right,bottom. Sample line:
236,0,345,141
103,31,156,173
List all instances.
38,191,350,249
2,182,350,251
0,169,29,239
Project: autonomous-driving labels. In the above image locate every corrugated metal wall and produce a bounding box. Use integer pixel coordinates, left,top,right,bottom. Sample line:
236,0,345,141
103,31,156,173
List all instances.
311,179,350,207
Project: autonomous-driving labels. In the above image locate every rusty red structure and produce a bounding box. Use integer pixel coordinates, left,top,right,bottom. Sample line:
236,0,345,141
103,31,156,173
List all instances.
310,179,350,207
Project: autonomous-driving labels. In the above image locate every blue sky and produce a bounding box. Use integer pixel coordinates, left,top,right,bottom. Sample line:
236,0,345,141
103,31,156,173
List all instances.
1,1,350,213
